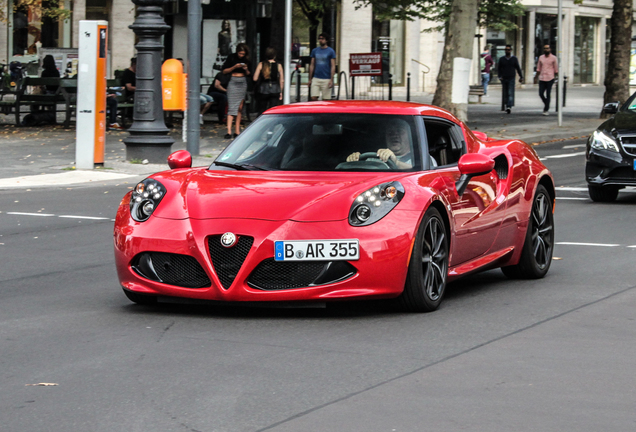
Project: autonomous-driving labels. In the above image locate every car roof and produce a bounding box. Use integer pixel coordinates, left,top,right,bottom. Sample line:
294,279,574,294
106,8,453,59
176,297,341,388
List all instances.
264,100,459,122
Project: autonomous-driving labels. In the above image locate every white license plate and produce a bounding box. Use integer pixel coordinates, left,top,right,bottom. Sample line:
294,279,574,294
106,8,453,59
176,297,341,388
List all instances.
274,240,360,261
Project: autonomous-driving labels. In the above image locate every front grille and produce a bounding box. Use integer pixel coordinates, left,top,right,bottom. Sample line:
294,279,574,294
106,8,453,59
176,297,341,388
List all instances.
619,136,636,156
132,252,211,288
208,235,254,289
248,259,357,290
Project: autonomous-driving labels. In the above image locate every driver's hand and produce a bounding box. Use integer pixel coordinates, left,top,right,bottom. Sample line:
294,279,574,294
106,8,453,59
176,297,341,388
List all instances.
346,152,360,162
377,148,396,163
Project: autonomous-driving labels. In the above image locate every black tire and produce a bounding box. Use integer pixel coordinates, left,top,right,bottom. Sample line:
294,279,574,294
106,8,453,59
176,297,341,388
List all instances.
588,185,618,202
123,288,157,305
502,185,554,279
399,207,449,312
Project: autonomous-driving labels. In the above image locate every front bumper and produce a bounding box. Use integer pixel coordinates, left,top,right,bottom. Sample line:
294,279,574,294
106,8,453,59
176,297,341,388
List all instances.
114,209,419,303
586,147,636,188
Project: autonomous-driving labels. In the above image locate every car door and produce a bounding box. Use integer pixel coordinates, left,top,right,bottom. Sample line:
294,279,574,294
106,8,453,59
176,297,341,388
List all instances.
423,118,503,266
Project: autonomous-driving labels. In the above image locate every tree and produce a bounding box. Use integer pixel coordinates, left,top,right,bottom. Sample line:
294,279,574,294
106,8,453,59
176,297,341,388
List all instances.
357,0,524,121
602,0,632,118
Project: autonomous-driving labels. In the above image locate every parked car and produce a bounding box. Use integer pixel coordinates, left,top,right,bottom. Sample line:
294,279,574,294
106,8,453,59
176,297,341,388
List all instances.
586,93,636,202
114,101,555,312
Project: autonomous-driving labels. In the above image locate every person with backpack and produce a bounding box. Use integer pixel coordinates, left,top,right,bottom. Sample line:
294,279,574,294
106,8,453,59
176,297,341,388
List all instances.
480,45,494,96
253,47,284,116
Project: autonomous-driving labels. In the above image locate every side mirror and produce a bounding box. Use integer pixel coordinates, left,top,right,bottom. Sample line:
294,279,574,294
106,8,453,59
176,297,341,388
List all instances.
456,153,495,196
602,102,619,115
167,150,192,169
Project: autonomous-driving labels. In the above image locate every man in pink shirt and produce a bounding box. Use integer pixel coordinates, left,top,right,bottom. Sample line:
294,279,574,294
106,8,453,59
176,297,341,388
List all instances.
537,44,559,115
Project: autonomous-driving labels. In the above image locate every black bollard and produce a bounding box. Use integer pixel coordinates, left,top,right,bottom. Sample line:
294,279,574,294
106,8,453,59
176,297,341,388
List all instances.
388,73,393,101
351,75,355,100
406,72,411,102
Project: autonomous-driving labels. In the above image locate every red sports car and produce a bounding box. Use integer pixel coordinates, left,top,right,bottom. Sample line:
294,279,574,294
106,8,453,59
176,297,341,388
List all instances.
114,101,555,312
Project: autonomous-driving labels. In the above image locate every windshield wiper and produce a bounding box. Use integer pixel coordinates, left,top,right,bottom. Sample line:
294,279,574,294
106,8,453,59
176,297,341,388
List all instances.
212,161,269,171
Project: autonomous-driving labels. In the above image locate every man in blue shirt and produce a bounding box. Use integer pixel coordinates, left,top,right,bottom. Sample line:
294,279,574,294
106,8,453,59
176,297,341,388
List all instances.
308,33,336,101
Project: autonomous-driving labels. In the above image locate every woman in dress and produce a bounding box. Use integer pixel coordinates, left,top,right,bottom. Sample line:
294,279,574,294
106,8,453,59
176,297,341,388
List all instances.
222,43,251,139
253,47,284,116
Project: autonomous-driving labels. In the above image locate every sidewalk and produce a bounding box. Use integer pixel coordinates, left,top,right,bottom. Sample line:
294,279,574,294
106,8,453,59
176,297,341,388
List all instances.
0,84,606,187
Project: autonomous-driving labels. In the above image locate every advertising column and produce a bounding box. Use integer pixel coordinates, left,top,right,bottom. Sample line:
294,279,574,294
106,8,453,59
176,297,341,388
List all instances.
76,20,108,169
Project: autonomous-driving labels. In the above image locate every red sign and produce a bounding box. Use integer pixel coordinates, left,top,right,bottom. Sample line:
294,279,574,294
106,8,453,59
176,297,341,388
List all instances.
349,53,382,76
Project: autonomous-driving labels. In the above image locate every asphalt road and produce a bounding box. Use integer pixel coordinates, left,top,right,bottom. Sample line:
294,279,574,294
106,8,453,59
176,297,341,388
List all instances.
1,140,635,431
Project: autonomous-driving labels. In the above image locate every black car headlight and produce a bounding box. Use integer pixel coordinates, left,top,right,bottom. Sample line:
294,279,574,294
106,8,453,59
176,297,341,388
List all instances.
349,181,405,226
129,179,166,222
589,130,619,152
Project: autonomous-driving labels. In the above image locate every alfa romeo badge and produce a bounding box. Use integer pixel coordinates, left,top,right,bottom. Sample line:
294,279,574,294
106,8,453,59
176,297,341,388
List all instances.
220,232,237,248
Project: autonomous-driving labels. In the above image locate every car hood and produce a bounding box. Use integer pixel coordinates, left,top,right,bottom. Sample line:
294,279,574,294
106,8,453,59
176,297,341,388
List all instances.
599,110,636,135
152,169,408,222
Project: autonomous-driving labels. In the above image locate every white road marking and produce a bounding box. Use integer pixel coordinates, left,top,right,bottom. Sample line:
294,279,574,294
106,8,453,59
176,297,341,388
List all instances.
556,187,588,191
557,242,620,247
628,245,636,248
556,186,636,193
58,215,111,220
562,144,584,149
539,151,586,161
7,212,55,217
555,197,588,200
5,212,112,221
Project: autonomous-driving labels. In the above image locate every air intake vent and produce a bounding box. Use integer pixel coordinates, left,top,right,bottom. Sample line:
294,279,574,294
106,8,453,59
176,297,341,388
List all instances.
132,252,211,288
208,235,254,289
494,155,509,179
248,259,357,290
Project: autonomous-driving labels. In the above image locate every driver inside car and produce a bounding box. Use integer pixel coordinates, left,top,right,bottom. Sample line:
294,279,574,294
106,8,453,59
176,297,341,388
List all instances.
346,118,413,169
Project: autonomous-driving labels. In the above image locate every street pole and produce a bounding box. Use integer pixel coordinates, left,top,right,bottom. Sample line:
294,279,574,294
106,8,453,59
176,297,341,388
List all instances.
123,0,174,163
186,0,202,154
283,0,292,104
557,0,563,126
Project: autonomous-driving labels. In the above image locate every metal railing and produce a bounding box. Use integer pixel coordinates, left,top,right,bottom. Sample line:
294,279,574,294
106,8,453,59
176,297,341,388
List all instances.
411,59,430,92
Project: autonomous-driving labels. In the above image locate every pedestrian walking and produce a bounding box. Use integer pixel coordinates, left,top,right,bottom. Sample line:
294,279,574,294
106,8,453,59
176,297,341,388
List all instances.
253,47,284,116
480,45,494,96
308,33,336,101
222,43,251,139
537,44,558,115
497,45,523,114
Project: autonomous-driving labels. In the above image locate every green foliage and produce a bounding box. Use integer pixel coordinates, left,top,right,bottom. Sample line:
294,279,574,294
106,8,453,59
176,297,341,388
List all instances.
355,0,525,32
0,0,71,22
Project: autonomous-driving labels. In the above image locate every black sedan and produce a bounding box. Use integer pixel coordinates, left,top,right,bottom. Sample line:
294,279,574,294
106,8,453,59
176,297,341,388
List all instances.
586,93,636,202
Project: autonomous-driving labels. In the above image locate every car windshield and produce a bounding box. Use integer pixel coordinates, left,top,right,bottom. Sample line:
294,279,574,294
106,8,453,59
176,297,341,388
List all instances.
211,114,420,171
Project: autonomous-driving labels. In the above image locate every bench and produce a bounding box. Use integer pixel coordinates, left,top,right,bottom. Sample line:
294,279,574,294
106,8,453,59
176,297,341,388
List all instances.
0,77,65,125
469,85,485,103
58,78,134,128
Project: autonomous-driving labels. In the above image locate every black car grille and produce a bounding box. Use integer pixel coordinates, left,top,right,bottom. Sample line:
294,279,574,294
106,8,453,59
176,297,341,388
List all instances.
208,235,254,289
132,252,211,288
248,259,357,290
619,136,636,156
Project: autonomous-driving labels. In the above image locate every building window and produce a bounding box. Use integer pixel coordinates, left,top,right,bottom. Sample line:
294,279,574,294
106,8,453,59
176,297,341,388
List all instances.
11,0,69,56
574,16,597,84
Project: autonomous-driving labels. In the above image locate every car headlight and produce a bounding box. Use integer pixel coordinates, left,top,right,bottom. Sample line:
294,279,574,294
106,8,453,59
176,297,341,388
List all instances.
129,179,166,222
349,181,405,226
589,130,619,152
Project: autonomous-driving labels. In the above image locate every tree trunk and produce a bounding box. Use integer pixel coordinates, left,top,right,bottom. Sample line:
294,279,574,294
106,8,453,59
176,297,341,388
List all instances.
602,0,633,118
432,0,480,122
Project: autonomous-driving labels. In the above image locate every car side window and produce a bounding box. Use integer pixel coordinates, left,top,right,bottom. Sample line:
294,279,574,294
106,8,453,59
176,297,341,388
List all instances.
423,119,464,167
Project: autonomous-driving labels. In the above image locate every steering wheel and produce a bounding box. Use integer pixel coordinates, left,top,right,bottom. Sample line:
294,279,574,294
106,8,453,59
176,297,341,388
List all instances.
358,152,398,169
